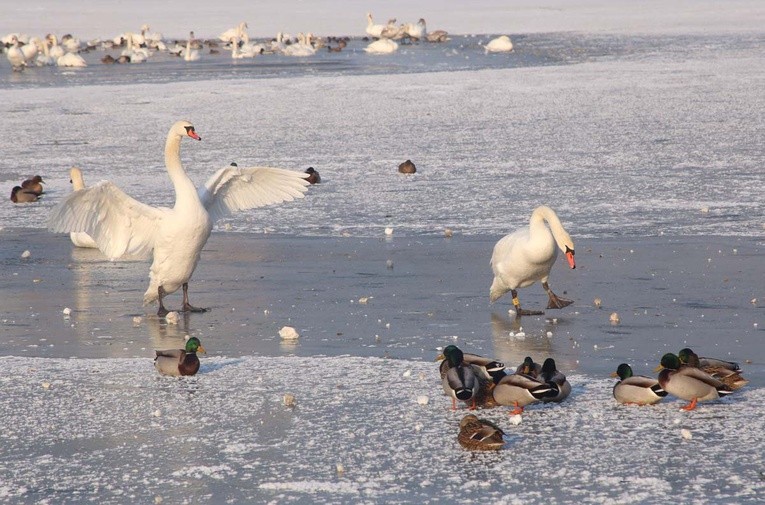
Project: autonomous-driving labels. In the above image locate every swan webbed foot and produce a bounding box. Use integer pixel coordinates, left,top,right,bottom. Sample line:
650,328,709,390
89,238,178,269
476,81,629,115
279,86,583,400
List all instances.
182,304,208,313
546,295,573,310
157,307,170,317
517,308,544,317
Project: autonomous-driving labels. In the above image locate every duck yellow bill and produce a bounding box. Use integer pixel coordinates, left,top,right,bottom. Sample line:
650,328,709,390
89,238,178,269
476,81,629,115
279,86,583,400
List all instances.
197,344,207,354
609,371,619,378
653,364,663,372
435,354,445,362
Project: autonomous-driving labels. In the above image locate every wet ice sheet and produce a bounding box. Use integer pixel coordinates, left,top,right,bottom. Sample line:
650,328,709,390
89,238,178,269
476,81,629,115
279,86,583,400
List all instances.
1,355,763,504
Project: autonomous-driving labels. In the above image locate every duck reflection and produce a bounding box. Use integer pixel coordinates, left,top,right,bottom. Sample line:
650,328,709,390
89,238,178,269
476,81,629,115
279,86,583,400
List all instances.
490,312,579,372
146,310,194,351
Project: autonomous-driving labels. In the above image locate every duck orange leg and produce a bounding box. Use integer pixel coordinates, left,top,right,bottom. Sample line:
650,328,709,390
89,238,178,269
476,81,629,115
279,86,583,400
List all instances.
509,401,524,415
681,397,698,411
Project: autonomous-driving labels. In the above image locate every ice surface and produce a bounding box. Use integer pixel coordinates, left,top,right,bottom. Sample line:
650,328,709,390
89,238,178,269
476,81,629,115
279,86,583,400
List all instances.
1,355,764,504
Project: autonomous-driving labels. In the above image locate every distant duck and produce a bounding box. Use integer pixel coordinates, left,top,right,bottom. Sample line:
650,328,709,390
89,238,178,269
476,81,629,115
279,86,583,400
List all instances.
458,414,506,451
101,54,115,64
154,336,206,376
116,55,131,64
426,30,449,43
305,167,321,184
398,159,416,174
365,12,386,39
515,356,542,378
10,186,41,203
656,353,734,411
538,358,571,403
21,175,45,194
611,363,667,405
485,35,514,53
68,167,98,248
182,31,200,61
489,206,576,316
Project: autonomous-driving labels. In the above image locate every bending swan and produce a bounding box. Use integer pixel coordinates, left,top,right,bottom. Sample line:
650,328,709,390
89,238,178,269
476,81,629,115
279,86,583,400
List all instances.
48,120,309,316
489,205,576,316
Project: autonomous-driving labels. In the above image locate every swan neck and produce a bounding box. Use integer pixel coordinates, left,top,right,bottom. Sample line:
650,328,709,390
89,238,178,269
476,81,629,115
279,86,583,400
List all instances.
70,169,85,191
530,206,573,251
165,131,197,207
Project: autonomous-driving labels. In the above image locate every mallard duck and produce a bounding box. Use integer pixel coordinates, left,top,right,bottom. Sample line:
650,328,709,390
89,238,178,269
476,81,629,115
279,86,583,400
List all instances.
154,336,206,376
657,353,733,410
10,186,41,203
305,167,321,184
457,414,506,451
538,358,571,403
611,363,667,405
492,370,556,415
437,345,479,410
21,175,45,194
678,348,748,390
515,356,541,378
398,159,416,174
489,206,576,316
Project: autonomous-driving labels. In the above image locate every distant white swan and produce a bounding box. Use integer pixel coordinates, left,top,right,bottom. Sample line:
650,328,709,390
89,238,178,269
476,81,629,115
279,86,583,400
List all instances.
219,22,248,44
365,13,385,38
485,35,514,53
67,167,98,248
283,33,315,57
403,19,426,41
46,35,65,59
364,38,398,54
182,31,200,61
489,205,576,316
6,36,26,71
48,121,310,316
57,51,87,67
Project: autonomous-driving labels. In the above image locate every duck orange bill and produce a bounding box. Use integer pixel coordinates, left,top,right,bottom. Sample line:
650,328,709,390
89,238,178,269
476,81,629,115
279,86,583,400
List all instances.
565,250,576,269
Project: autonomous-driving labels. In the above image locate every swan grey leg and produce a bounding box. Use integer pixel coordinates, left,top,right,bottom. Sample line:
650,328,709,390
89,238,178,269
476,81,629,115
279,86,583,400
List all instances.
157,286,169,317
543,282,573,310
512,289,544,317
181,283,207,313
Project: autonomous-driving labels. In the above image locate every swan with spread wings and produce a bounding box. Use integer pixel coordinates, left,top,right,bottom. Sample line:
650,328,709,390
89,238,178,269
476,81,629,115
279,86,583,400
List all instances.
48,120,309,316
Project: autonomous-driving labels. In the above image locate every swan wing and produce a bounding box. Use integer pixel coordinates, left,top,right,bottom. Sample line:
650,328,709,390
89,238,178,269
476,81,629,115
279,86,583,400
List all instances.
48,181,164,259
199,166,309,222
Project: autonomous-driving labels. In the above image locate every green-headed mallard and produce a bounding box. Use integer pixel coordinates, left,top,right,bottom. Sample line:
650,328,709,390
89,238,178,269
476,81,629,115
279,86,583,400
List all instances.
657,353,733,411
492,370,556,415
678,348,748,390
611,363,667,405
539,358,571,403
457,414,506,451
437,345,479,410
154,336,206,376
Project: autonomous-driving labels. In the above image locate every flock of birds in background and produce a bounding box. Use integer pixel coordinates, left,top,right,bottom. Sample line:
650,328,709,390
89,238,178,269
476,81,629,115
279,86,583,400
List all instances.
1,13,515,71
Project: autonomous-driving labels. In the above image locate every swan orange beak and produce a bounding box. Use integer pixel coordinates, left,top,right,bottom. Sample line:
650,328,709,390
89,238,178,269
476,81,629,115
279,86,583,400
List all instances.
187,130,201,141
565,249,576,269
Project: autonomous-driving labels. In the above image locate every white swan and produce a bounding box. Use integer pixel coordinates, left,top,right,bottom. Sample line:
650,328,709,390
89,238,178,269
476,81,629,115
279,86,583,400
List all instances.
380,19,403,40
365,13,385,39
484,35,514,53
35,38,54,66
57,51,87,67
219,22,248,44
121,33,149,63
6,36,26,71
46,35,66,59
489,205,576,316
283,33,315,57
182,31,200,61
67,167,98,248
364,38,398,54
20,37,39,62
48,120,310,316
403,18,426,41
